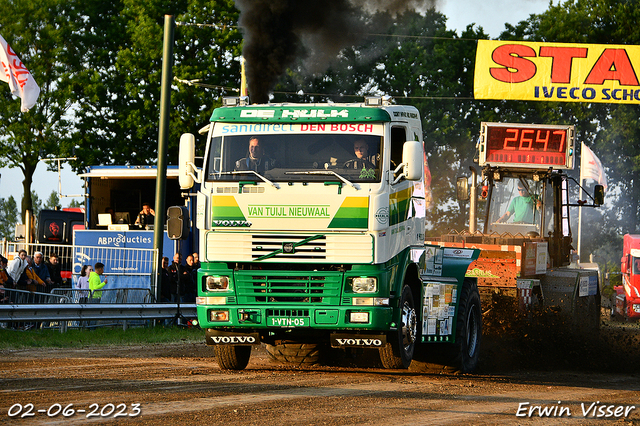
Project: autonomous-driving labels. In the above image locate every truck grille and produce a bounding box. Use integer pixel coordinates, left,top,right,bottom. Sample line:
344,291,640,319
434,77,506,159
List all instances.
252,234,326,260
205,232,373,263
235,271,342,304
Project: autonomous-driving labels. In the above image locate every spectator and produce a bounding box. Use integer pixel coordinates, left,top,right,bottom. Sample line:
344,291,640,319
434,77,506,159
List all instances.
159,256,172,303
45,253,64,290
7,250,28,288
167,254,180,303
0,256,14,288
89,262,108,302
0,256,13,304
185,254,194,269
169,253,190,302
32,252,53,291
189,253,200,294
183,254,197,303
76,265,92,302
22,256,45,293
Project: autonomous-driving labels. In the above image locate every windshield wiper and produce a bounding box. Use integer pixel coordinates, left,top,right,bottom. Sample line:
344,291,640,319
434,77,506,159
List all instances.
285,170,359,190
218,171,279,189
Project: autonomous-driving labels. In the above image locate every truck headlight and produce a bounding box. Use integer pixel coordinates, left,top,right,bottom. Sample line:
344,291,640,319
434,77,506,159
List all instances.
349,312,370,323
206,276,229,291
352,297,389,306
197,297,227,305
352,277,377,293
210,310,229,322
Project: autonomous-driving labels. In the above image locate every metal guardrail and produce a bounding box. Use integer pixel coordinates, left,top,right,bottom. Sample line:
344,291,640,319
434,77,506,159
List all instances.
0,287,196,331
0,303,197,322
51,288,155,304
2,242,159,298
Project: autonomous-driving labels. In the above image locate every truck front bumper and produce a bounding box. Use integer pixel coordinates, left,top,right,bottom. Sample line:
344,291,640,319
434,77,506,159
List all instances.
197,303,393,330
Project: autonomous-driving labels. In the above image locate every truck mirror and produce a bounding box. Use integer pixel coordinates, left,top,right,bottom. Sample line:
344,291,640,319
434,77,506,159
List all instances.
179,133,196,190
456,177,469,201
593,184,605,206
402,141,423,181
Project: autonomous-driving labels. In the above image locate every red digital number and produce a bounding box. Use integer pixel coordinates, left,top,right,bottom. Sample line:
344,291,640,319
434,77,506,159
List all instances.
553,130,566,152
535,130,550,151
503,128,519,150
519,129,534,150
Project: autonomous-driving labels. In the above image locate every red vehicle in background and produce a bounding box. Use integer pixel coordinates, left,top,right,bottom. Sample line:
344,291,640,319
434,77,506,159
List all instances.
616,234,640,320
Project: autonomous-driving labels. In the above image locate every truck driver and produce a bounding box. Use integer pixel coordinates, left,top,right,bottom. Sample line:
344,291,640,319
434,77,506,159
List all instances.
235,136,276,173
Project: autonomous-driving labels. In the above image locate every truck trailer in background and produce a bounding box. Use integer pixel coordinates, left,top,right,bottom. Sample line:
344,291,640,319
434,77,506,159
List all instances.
616,234,640,321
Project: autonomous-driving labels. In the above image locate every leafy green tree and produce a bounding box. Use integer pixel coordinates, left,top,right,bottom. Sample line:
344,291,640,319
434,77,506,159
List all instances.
1,0,242,221
67,198,84,209
0,196,19,240
71,0,242,165
0,0,85,223
44,190,62,210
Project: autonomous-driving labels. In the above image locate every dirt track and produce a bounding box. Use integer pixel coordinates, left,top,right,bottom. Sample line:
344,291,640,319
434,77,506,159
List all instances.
1,319,640,425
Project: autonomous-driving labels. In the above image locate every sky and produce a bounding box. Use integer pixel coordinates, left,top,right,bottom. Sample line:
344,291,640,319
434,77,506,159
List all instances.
0,0,553,209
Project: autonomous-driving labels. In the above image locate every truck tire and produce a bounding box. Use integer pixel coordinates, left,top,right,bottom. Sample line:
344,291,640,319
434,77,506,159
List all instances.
450,278,481,373
265,343,322,366
379,285,416,369
215,345,252,370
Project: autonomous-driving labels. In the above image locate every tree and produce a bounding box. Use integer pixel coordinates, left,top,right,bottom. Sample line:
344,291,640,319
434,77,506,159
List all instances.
0,0,85,223
71,0,242,165
0,196,18,240
44,190,62,210
1,0,243,220
67,198,84,209
23,191,42,220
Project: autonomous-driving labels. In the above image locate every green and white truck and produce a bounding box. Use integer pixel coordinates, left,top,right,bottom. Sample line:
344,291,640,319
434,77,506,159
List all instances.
178,97,481,371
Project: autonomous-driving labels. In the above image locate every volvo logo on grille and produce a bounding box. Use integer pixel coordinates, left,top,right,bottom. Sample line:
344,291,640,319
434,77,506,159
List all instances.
283,242,295,254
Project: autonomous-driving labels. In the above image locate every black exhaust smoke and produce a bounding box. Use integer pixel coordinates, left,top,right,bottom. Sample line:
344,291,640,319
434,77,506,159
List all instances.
234,0,437,104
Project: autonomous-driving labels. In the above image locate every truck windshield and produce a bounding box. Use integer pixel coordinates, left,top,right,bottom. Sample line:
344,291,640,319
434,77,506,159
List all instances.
485,177,545,236
204,123,384,183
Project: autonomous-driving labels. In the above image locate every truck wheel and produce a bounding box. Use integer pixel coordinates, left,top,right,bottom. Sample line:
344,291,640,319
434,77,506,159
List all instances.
451,278,481,373
265,343,322,366
215,345,251,370
379,285,416,369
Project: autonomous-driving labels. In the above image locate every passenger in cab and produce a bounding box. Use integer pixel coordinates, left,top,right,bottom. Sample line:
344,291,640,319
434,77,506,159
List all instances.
343,138,376,170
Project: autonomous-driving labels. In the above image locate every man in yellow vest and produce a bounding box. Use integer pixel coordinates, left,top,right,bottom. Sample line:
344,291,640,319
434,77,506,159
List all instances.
89,262,108,302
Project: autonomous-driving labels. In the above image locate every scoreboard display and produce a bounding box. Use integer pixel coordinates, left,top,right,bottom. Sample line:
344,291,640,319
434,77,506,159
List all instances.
478,122,575,170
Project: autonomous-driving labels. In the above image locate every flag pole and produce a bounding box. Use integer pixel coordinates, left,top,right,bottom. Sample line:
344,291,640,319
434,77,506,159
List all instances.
577,181,583,263
577,141,584,264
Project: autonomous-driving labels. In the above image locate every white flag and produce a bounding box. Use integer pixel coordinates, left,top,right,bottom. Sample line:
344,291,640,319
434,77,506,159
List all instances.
0,34,40,112
580,142,607,191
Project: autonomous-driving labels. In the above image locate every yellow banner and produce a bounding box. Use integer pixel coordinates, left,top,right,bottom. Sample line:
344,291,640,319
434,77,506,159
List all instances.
475,40,640,104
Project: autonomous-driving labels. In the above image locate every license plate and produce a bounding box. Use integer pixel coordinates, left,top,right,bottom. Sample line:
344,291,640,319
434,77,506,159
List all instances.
268,317,310,327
